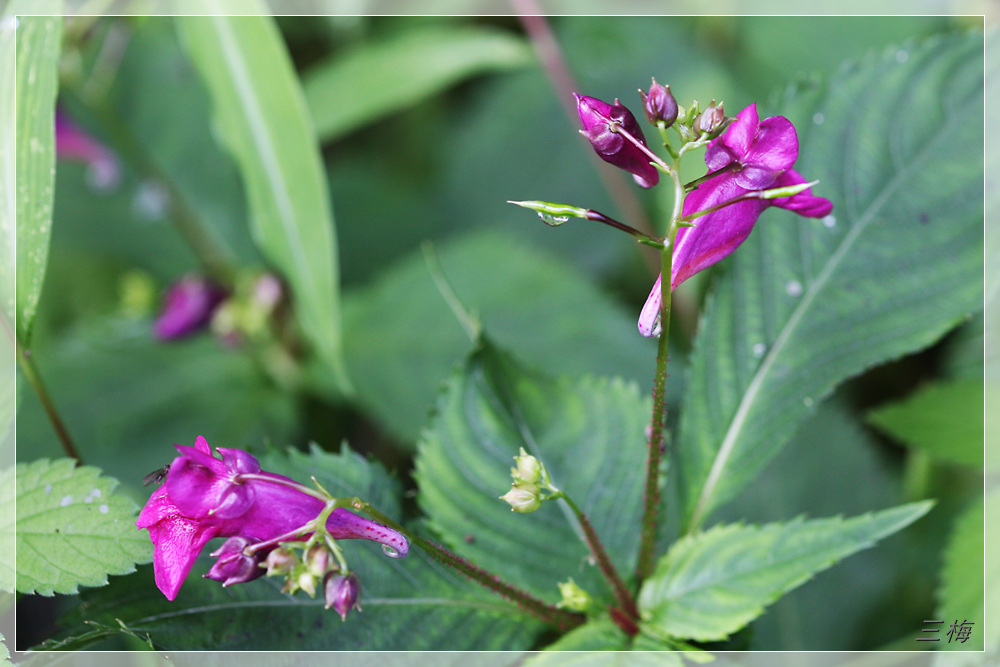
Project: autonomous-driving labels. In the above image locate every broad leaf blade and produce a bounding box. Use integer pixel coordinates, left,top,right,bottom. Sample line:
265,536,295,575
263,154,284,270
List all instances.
61,446,543,650
304,23,531,142
15,459,152,595
9,11,61,345
867,379,985,468
638,502,933,642
679,32,984,529
344,229,657,443
415,339,649,602
175,8,348,391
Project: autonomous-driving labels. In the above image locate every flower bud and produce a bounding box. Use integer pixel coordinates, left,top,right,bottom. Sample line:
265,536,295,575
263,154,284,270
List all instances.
694,100,726,137
640,79,678,127
574,93,659,188
264,547,299,576
500,482,543,513
305,543,333,578
511,447,543,484
298,569,317,597
556,578,593,612
204,537,266,587
324,571,362,621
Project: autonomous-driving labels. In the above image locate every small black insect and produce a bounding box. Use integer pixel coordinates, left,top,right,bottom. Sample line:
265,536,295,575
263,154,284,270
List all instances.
143,465,170,487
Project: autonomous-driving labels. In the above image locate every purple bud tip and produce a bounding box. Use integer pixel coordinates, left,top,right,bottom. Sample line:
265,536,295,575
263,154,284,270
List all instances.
640,79,678,127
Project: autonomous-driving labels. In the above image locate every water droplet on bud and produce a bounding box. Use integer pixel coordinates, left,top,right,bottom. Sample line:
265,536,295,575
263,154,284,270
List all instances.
537,212,570,226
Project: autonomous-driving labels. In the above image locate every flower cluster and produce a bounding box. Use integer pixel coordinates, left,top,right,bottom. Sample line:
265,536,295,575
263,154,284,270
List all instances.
137,436,408,610
153,272,284,345
638,103,833,336
537,81,833,338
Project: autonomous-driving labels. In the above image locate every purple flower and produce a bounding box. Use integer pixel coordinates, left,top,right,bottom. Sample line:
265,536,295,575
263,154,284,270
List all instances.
136,436,409,601
55,110,121,190
638,104,832,337
575,94,660,188
153,276,228,341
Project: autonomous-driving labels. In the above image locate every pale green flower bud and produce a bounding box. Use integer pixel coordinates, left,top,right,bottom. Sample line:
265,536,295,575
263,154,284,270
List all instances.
500,482,543,513
511,447,543,484
556,578,593,612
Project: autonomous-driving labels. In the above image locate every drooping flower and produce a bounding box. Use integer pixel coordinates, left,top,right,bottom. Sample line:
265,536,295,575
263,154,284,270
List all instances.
575,94,660,188
638,104,832,337
137,436,408,601
153,276,228,341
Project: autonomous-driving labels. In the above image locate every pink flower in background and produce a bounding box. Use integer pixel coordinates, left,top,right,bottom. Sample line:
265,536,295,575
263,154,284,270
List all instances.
55,109,121,190
153,276,228,341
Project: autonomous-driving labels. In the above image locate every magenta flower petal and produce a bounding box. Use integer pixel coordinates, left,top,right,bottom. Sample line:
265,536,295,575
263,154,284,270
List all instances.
136,487,219,600
638,274,663,338
326,508,409,557
706,103,759,170
671,175,767,291
137,436,410,601
771,169,834,218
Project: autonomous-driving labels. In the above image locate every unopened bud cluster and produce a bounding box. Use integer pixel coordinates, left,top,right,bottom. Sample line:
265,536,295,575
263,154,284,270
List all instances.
262,540,363,621
500,448,556,513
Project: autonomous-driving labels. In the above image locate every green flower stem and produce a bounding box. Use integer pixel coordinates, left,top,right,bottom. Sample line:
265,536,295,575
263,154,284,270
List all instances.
16,341,82,464
635,157,685,582
346,497,585,632
549,490,639,623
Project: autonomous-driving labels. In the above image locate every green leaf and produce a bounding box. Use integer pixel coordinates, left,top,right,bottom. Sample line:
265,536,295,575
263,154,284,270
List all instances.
33,619,155,651
344,229,657,443
867,379,985,468
415,338,650,603
638,501,933,642
0,630,9,667
15,322,299,487
8,11,61,345
304,23,531,142
528,616,689,662
678,32,984,530
174,8,348,392
935,494,985,652
0,466,12,593
15,458,152,595
61,445,543,650
712,397,912,650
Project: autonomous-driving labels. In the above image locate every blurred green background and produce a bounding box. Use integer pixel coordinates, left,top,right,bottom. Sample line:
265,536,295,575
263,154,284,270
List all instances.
13,14,985,651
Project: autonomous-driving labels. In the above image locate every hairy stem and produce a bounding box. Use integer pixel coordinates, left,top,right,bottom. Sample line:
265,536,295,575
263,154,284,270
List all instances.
635,159,685,581
351,498,584,631
552,490,639,622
